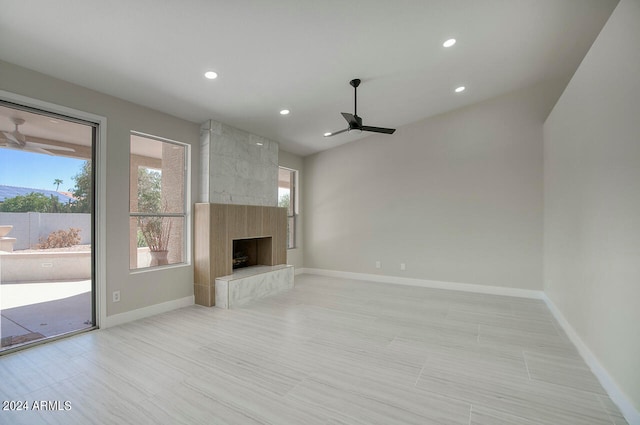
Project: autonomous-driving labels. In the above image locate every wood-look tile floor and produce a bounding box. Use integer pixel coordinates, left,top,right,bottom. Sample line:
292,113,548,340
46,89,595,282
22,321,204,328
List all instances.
0,274,628,425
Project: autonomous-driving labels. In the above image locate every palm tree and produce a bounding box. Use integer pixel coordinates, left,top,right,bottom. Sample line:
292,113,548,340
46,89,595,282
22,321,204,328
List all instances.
53,178,63,191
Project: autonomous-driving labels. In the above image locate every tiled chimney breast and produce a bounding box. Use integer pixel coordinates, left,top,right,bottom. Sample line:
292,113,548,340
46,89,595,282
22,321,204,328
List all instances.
200,120,278,207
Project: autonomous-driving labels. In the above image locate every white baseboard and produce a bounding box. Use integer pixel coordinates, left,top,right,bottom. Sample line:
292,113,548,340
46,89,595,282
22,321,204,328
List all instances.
102,295,194,328
300,268,543,299
543,295,640,425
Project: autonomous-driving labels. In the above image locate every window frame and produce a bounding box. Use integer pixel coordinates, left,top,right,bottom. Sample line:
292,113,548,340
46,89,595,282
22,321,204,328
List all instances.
129,131,190,271
278,166,298,250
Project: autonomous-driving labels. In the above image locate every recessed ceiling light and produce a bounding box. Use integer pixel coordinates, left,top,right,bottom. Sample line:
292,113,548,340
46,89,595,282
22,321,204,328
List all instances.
204,71,218,79
280,109,290,115
443,38,456,48
256,142,263,146
323,132,331,137
455,86,466,93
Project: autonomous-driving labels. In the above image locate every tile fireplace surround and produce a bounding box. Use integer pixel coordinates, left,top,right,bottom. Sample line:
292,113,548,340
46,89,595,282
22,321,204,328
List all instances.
194,203,288,307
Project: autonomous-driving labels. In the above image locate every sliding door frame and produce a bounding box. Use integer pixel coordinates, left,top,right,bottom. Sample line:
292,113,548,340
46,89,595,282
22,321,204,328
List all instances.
0,90,108,330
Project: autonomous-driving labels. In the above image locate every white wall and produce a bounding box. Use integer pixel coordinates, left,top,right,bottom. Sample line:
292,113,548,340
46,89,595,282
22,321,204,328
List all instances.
0,60,201,318
279,149,304,270
304,80,564,290
544,0,640,414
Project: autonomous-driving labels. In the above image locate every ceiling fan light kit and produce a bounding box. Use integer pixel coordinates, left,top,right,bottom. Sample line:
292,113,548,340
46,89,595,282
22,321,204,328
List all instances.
325,78,396,138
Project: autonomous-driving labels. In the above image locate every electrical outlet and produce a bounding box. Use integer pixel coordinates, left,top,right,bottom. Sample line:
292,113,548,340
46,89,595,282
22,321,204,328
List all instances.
112,291,120,303
375,261,381,269
400,263,406,271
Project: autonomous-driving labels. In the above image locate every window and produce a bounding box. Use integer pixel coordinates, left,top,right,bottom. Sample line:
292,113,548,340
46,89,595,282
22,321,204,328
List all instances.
129,133,187,269
278,167,297,249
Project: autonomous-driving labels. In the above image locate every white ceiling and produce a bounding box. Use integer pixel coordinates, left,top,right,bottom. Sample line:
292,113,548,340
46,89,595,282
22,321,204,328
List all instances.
0,0,618,156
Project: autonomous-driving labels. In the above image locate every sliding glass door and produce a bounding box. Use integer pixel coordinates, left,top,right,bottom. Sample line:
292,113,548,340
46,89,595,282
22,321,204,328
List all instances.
0,101,96,352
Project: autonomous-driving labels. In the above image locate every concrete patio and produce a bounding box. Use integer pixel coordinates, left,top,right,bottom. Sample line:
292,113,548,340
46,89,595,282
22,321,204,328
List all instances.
0,279,93,350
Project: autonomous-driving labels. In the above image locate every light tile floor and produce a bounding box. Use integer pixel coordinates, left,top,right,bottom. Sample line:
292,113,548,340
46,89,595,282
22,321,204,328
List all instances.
0,274,628,424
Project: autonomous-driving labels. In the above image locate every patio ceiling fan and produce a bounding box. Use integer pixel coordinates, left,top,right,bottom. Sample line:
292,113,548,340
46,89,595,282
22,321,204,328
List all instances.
0,117,75,155
324,78,396,137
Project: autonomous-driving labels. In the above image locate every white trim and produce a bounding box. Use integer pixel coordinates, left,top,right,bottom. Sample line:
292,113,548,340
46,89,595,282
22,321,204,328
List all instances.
102,295,194,328
0,90,108,331
543,295,640,425
301,268,544,299
294,267,306,276
96,116,107,332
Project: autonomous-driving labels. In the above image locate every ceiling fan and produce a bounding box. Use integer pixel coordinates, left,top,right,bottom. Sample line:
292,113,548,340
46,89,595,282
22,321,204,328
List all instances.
324,78,396,137
0,118,75,155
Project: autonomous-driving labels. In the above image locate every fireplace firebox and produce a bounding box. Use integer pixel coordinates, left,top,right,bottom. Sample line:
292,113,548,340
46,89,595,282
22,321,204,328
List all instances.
232,237,272,269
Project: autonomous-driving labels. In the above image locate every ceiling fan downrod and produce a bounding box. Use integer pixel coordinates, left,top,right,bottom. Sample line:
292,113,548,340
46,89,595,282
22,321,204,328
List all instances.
350,78,361,118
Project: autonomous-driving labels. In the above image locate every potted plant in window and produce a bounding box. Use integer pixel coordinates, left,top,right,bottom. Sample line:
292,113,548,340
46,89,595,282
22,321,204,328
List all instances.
139,216,172,266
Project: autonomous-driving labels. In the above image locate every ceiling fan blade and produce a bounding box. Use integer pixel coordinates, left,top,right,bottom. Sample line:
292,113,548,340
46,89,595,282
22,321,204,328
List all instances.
2,119,76,154
361,126,396,134
325,128,349,137
341,112,358,126
25,140,75,152
0,143,53,155
2,131,22,145
26,146,55,155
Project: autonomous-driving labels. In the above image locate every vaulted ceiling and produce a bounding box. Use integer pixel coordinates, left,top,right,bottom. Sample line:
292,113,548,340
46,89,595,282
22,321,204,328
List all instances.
0,0,618,156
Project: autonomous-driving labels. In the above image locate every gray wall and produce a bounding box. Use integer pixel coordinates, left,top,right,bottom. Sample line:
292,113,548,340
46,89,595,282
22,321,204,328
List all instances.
279,149,304,270
304,80,564,290
1,60,201,317
200,119,278,206
544,0,640,412
0,212,91,250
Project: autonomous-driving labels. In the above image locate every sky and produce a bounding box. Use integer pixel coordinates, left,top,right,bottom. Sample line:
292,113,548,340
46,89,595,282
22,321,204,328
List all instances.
0,149,86,192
